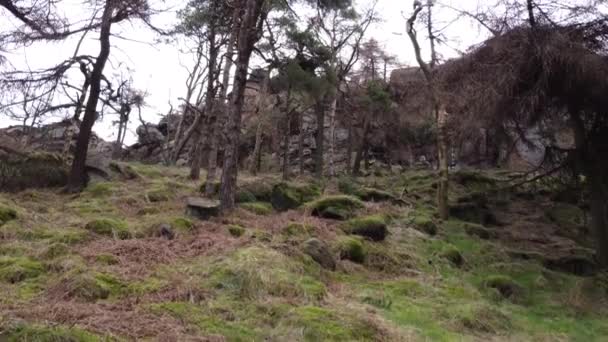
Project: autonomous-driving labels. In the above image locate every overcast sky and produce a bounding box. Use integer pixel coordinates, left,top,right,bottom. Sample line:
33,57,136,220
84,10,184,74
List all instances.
0,0,489,144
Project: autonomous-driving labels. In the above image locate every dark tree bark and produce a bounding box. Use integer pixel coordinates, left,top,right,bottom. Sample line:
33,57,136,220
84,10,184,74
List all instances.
191,19,219,181
314,98,326,178
298,111,305,175
65,1,113,192
219,0,265,211
282,86,293,180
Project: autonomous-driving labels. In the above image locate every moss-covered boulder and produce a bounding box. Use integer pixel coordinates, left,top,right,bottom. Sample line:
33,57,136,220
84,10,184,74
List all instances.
0,205,17,226
357,188,396,203
439,245,464,267
271,182,321,211
483,275,523,300
228,225,246,237
342,215,388,241
308,195,364,220
303,238,336,271
84,218,131,239
0,256,44,283
240,202,273,215
146,188,171,202
408,210,438,236
239,182,274,202
283,222,314,237
337,237,366,263
235,189,257,203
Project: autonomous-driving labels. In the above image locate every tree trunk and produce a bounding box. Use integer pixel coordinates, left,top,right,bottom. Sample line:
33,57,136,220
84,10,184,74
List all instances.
589,171,608,268
203,5,240,188
346,113,353,173
314,98,326,178
436,107,449,220
353,117,370,176
249,69,270,175
192,22,219,181
65,1,113,192
282,87,293,180
327,87,338,177
298,111,305,175
219,0,265,211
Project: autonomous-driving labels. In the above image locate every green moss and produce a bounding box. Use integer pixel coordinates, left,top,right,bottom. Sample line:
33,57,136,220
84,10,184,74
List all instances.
85,182,115,197
240,202,273,215
439,245,464,267
95,254,119,265
228,225,246,237
206,247,325,301
84,218,131,239
3,324,104,342
308,195,364,220
337,237,366,264
341,215,388,241
279,306,380,341
172,217,195,232
0,205,17,225
0,256,44,283
271,182,321,211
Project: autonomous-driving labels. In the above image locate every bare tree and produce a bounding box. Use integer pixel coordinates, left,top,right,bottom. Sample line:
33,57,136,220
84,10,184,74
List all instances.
407,0,449,219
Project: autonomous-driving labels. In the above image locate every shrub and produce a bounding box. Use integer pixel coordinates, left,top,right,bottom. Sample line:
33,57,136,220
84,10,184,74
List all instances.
235,189,257,203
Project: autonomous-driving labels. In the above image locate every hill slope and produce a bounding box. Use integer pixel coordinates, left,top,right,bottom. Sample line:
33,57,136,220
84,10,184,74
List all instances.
0,164,607,341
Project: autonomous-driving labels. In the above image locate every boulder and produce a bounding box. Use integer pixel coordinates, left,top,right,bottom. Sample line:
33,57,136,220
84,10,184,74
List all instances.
342,215,389,242
309,195,364,220
271,182,321,212
186,197,221,220
303,238,336,271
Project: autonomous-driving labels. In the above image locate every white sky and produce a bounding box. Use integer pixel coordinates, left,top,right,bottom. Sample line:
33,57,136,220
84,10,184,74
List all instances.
0,0,489,144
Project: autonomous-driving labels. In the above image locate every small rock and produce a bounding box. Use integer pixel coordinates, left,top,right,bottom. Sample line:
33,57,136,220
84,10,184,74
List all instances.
186,197,221,220
158,223,175,240
303,238,336,271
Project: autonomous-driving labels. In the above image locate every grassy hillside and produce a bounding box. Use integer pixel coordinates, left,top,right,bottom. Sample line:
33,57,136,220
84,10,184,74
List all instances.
0,163,606,341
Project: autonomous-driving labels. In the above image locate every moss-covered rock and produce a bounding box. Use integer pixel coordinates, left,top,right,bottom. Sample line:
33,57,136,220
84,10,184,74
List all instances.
483,275,523,300
303,238,336,271
84,219,131,239
235,189,257,203
337,237,366,263
342,215,388,241
0,256,44,283
308,195,364,220
0,205,17,226
439,245,464,267
409,212,438,236
240,182,274,202
172,217,195,232
240,202,273,215
271,182,321,211
228,225,246,237
357,188,396,203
